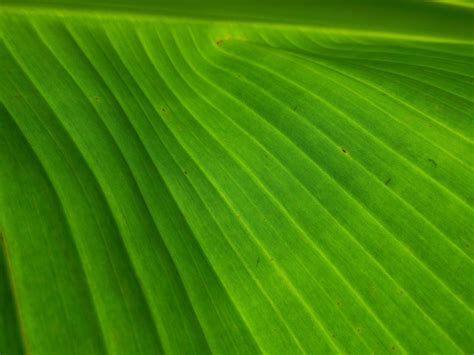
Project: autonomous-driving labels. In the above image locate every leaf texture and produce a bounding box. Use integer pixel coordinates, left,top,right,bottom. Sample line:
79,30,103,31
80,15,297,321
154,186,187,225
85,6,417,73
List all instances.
0,4,473,354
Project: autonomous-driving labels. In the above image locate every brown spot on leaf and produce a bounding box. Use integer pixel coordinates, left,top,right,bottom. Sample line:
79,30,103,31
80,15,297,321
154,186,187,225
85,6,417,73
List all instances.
215,39,224,46
341,147,348,154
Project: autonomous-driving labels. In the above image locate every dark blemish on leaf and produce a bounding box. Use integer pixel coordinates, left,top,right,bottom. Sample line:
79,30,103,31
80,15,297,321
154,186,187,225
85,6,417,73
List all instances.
427,158,437,167
357,327,362,333
385,178,392,185
465,242,470,248
216,39,224,46
160,107,167,113
341,148,348,154
94,96,100,102
391,346,396,351
183,170,188,176
256,256,260,267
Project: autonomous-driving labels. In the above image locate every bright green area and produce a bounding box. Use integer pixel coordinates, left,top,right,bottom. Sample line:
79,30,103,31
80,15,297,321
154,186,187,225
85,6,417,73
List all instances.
0,1,473,354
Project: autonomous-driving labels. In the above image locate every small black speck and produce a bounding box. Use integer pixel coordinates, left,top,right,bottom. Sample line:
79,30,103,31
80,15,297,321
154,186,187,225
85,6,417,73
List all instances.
427,158,437,167
161,107,167,113
341,148,348,154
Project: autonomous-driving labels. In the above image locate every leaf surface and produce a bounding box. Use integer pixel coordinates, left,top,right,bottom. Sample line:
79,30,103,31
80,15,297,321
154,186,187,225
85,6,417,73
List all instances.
0,2,473,354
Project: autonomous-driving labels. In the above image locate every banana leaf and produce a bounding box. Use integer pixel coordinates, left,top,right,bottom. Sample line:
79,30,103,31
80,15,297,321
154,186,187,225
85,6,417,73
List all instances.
0,0,473,353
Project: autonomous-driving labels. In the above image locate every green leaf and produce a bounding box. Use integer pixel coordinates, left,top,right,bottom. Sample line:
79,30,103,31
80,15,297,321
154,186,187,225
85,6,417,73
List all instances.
0,1,473,353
